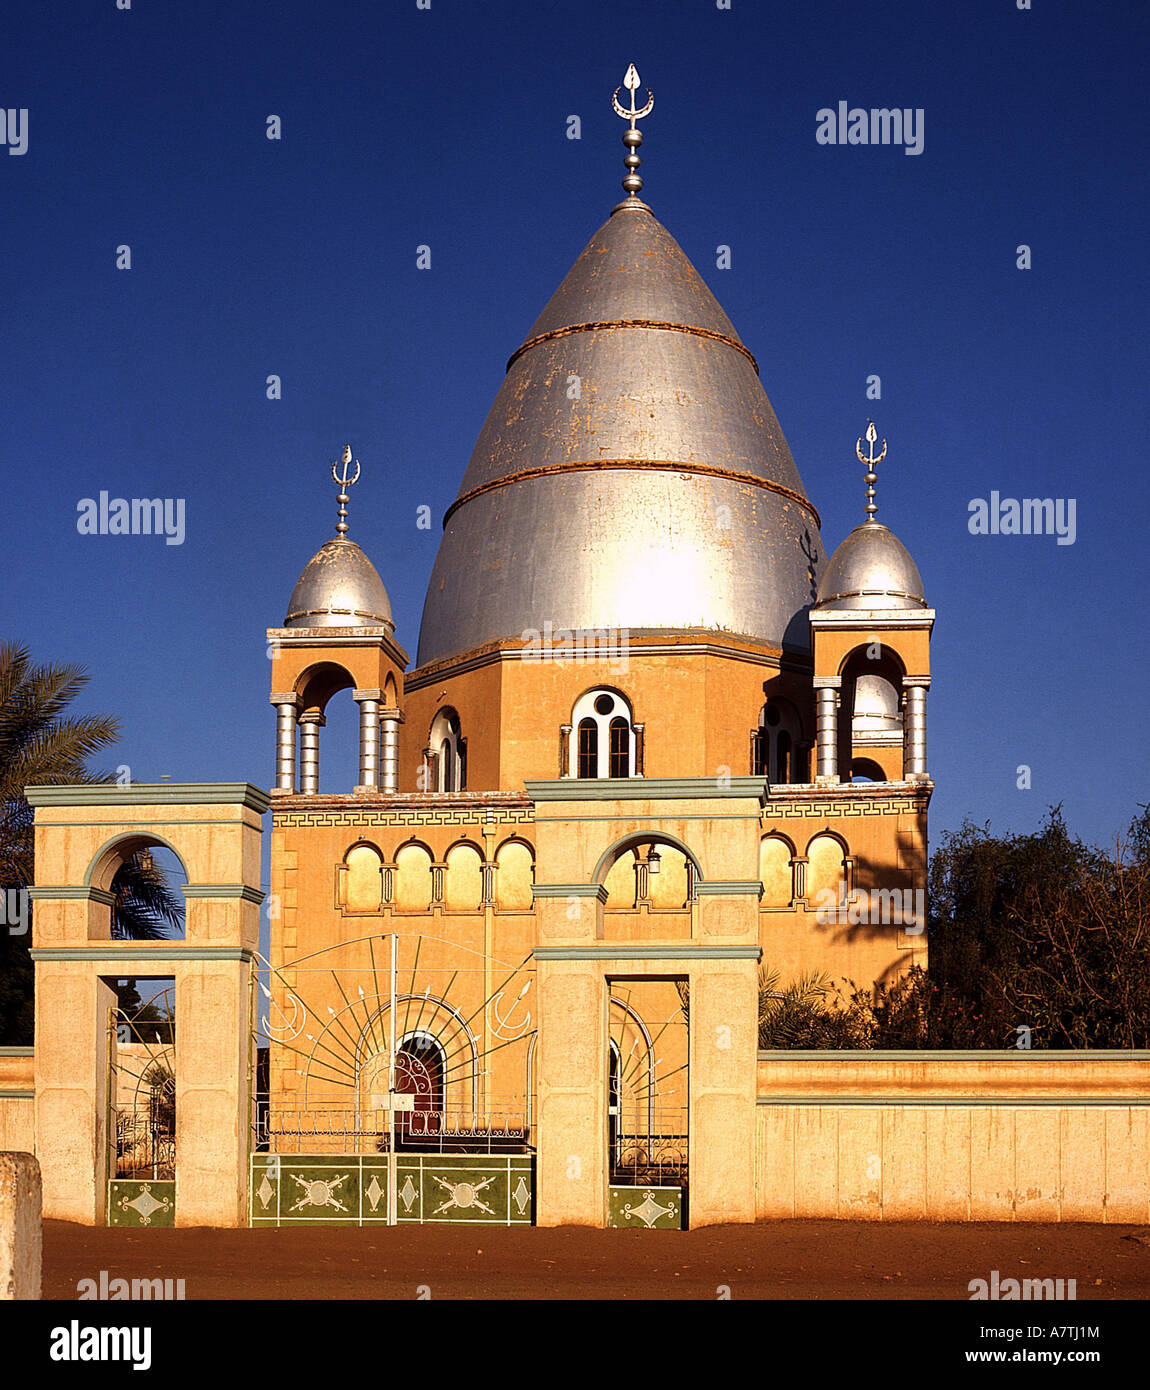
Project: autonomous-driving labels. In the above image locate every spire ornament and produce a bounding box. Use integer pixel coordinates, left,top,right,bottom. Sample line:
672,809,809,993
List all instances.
855,420,887,522
331,444,360,536
612,62,654,197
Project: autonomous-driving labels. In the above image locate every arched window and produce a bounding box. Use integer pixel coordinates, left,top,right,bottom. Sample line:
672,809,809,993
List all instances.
807,834,847,905
444,841,483,912
569,689,637,778
577,719,598,779
495,839,534,911
342,842,384,913
755,700,805,784
394,842,433,912
759,836,793,908
428,707,466,792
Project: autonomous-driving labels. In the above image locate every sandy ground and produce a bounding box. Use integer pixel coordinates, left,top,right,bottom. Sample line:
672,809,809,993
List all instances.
41,1218,1150,1300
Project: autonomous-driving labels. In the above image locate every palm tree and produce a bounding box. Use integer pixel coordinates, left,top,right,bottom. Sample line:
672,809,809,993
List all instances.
0,643,120,888
0,643,179,1040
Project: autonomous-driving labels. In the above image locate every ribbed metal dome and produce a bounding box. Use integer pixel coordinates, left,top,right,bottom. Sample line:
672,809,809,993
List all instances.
815,521,926,611
285,537,394,630
416,198,826,666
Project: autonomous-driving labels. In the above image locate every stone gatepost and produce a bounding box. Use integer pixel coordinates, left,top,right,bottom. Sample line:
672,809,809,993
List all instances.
0,1151,42,1299
527,777,763,1229
26,783,268,1228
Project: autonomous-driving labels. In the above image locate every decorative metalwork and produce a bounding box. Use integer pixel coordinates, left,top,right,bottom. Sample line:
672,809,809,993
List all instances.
432,1174,496,1216
108,1180,175,1228
331,443,360,536
621,1189,677,1228
855,420,887,522
612,63,654,198
289,1173,349,1213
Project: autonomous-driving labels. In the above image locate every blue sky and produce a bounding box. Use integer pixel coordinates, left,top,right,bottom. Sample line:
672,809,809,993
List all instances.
5,0,1148,854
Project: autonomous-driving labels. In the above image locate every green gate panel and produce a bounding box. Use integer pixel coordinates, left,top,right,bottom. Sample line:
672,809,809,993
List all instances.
249,1154,390,1226
250,1153,534,1226
108,1180,176,1228
396,1155,534,1225
608,1185,683,1229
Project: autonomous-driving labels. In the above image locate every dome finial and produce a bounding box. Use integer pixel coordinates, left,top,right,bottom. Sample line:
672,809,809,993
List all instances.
855,420,887,523
331,444,360,536
612,62,654,198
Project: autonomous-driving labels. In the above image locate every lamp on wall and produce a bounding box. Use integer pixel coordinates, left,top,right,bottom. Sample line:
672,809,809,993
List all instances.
647,845,662,875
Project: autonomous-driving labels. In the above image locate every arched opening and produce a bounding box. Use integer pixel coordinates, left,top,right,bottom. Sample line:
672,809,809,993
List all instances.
105,841,187,941
428,707,466,792
394,1030,446,1148
294,660,358,794
849,758,886,784
754,698,807,784
570,689,638,778
839,646,906,776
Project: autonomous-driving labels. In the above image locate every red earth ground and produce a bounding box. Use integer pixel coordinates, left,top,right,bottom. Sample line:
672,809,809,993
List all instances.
41,1218,1150,1300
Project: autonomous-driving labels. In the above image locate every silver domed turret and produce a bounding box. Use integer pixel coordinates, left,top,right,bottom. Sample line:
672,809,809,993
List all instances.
284,446,395,630
815,423,926,611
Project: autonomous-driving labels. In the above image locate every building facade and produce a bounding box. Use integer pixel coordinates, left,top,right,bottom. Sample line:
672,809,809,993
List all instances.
17,78,1145,1235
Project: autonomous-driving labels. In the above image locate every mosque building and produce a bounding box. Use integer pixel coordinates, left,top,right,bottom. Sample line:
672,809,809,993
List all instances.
15,69,948,1233
256,66,933,1228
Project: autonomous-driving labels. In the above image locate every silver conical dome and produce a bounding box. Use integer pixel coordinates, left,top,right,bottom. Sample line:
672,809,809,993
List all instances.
416,199,826,666
815,521,926,611
285,537,394,629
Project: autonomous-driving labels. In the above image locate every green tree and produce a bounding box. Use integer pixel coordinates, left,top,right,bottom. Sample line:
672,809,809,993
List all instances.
0,643,180,1042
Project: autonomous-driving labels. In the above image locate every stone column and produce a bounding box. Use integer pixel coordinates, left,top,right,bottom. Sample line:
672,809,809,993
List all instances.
903,678,929,778
559,725,572,777
353,688,381,791
0,1152,42,1300
813,678,841,782
270,693,298,793
297,713,324,795
633,723,645,777
380,707,403,793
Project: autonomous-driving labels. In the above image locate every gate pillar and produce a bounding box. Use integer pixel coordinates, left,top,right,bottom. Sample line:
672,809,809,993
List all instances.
27,783,268,1228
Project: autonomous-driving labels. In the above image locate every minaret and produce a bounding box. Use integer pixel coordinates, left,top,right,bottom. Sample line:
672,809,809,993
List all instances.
267,446,407,795
809,424,933,784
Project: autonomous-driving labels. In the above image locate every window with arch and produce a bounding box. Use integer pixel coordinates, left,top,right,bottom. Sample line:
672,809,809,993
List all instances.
759,835,794,908
394,841,433,912
428,707,466,792
340,842,384,913
494,838,534,911
444,840,483,912
754,699,806,784
806,833,848,905
570,689,637,778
